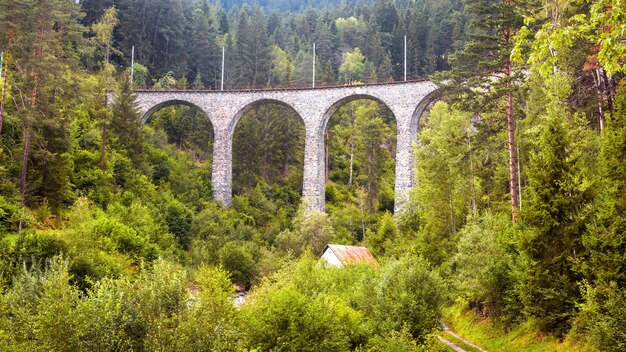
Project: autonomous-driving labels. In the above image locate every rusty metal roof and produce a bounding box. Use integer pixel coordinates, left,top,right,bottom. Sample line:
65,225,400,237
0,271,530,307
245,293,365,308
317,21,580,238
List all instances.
322,244,379,267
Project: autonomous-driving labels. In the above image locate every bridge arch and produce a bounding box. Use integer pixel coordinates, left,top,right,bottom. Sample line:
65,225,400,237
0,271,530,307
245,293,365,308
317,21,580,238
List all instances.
229,98,307,199
140,99,214,128
228,98,304,139
411,89,443,132
320,94,398,215
320,94,395,135
132,81,441,214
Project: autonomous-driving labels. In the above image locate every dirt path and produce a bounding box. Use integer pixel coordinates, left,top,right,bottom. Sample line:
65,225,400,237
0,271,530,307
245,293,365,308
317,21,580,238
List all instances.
438,322,488,352
438,335,469,351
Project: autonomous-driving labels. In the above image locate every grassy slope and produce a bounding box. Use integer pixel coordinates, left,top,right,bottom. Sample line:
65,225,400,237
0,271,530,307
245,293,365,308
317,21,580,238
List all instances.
441,302,594,352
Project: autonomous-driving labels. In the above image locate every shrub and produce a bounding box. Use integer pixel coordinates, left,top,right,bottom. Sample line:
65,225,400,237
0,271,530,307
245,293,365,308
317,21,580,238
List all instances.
370,256,445,342
574,281,626,351
92,218,158,261
450,211,517,318
218,241,257,285
242,285,362,352
173,266,242,351
164,198,193,249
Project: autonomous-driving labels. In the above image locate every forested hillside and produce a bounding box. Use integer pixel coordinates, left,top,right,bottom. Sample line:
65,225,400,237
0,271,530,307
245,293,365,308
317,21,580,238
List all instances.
78,0,464,87
0,0,625,351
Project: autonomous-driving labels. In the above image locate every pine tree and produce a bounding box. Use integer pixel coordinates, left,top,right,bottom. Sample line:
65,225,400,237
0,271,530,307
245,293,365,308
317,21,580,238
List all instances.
321,60,335,85
111,70,143,165
436,0,529,223
188,3,219,89
517,74,588,335
575,88,626,349
233,6,271,88
6,0,86,233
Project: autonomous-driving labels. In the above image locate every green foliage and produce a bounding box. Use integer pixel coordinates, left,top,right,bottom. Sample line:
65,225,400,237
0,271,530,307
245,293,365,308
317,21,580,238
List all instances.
325,100,395,240
587,0,626,76
1,0,625,347
516,73,588,335
111,70,143,165
173,265,241,351
411,102,474,265
242,284,362,351
164,198,193,250
340,47,366,84
372,256,445,341
132,63,149,87
293,209,335,255
92,217,158,261
362,329,422,352
366,211,397,256
218,241,257,284
573,88,626,350
451,211,518,320
0,196,18,234
241,256,444,350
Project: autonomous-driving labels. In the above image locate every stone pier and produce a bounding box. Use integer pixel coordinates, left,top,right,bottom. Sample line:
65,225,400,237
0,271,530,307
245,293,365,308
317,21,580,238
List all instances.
133,81,439,213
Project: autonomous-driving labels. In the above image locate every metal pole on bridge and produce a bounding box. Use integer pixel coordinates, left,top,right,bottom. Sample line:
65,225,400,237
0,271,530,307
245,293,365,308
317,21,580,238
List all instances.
312,43,316,88
404,35,407,82
130,46,135,83
221,47,225,91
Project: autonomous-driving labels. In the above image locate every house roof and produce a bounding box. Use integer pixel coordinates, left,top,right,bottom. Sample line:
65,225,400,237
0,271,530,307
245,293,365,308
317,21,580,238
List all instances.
322,244,378,267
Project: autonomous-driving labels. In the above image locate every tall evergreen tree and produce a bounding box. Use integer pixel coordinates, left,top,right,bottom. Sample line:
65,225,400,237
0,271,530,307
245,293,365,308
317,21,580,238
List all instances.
436,0,528,223
233,6,271,88
111,70,143,165
6,0,86,228
575,88,626,349
188,2,219,89
517,73,588,335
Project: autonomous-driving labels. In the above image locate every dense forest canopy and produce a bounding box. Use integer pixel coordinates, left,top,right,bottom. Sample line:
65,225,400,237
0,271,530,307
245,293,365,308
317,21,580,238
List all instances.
0,0,626,350
77,0,465,88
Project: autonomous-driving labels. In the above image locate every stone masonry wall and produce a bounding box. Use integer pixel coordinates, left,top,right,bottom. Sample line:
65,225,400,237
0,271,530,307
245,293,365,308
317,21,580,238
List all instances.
133,81,439,214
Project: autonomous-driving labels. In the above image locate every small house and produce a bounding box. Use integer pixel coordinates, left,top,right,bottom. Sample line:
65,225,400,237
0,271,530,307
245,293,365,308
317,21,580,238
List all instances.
319,244,378,268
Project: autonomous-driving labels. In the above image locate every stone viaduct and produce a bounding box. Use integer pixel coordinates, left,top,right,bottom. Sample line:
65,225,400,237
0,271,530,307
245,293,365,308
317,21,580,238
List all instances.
132,80,439,213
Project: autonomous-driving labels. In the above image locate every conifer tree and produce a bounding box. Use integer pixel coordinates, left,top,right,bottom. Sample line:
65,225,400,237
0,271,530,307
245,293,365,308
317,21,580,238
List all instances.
436,0,528,223
233,6,271,88
575,88,626,348
111,70,143,165
517,74,588,335
188,2,219,89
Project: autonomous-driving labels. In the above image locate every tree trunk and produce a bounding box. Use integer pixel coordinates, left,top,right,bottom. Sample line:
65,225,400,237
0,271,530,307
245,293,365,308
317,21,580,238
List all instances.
19,57,40,240
593,68,605,132
348,105,355,188
503,25,519,224
449,182,456,233
100,41,110,170
100,111,107,169
468,142,477,217
603,70,614,115
0,33,12,135
507,91,519,224
18,126,31,241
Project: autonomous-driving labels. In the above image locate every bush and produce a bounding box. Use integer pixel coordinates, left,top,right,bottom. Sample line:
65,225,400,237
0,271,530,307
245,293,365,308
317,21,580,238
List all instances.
293,209,334,255
0,196,18,234
173,265,242,351
218,241,257,285
92,218,158,261
370,256,445,342
0,257,81,351
450,212,517,319
242,285,363,352
164,198,193,249
574,281,626,351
